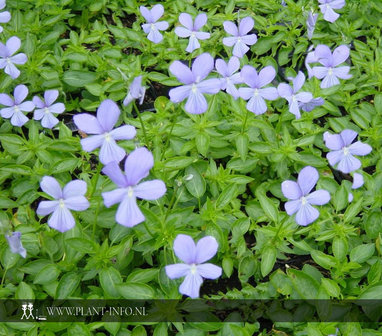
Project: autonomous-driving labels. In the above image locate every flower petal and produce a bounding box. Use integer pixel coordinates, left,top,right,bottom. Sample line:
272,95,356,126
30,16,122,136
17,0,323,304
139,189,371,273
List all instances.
134,180,166,200
179,272,203,298
73,113,103,134
240,65,258,88
306,190,330,205
179,13,193,30
292,71,306,92
48,206,76,232
41,112,59,129
173,234,196,264
333,66,352,79
124,147,153,186
6,36,21,55
175,26,191,38
348,141,372,156
340,129,357,146
295,203,319,226
197,78,221,94
238,16,254,35
13,84,28,105
197,263,222,279
324,132,344,150
10,53,27,65
195,236,218,263
102,188,127,207
116,194,145,227
99,138,126,165
80,134,104,152
169,85,191,103
0,93,13,106
297,166,318,195
36,200,59,216
11,111,28,127
193,13,207,31
48,103,65,114
18,101,35,112
246,95,267,115
321,73,340,89
169,61,194,84
336,154,361,173
139,6,152,22
63,180,87,199
44,90,58,106
278,83,293,98
40,176,62,199
232,40,249,58
192,53,213,81
259,87,278,100
327,150,345,166
257,66,276,88
97,99,120,132
150,4,164,22
281,181,302,200
222,36,237,47
64,196,90,211
285,200,301,215
241,34,257,45
223,21,238,36
109,125,136,141
165,264,190,279
185,90,208,114
352,173,364,189
4,62,20,79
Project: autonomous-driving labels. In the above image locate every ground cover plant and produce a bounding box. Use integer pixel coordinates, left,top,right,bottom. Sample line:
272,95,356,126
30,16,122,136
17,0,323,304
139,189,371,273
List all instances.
0,0,382,335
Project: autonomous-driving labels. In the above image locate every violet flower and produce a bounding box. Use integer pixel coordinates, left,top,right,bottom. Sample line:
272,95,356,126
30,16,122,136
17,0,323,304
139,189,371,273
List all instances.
33,90,65,129
169,53,221,114
278,72,313,119
175,13,210,53
319,0,345,23
238,65,278,115
0,36,27,79
282,166,330,226
222,17,257,58
352,172,364,189
36,176,90,232
0,84,34,127
0,0,11,33
165,234,222,298
215,56,242,99
123,76,146,106
102,147,166,227
307,11,318,40
74,99,136,165
140,4,169,44
299,97,325,112
311,45,352,88
5,231,26,258
323,129,372,173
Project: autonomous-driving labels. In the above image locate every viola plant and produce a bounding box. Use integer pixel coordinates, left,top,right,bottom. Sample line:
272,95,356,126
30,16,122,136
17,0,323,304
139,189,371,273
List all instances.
0,0,381,335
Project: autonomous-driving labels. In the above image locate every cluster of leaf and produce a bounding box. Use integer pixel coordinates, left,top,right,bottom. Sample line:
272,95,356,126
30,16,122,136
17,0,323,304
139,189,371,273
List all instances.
0,0,382,335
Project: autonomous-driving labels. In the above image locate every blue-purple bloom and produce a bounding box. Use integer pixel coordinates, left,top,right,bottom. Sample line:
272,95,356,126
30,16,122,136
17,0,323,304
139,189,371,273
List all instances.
33,90,65,129
215,56,242,99
238,65,278,115
299,97,325,112
123,76,146,106
169,53,221,114
323,130,372,173
278,72,313,119
352,172,364,189
310,45,352,88
282,166,330,226
319,0,345,23
0,36,27,79
307,11,319,39
165,234,222,298
174,13,210,53
222,17,257,58
140,4,169,44
102,147,166,227
0,85,34,127
36,176,90,232
0,0,11,33
74,99,136,165
5,231,26,258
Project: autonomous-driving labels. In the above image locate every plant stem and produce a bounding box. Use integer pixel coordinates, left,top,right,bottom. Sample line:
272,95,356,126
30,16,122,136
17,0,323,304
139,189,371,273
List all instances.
133,102,149,146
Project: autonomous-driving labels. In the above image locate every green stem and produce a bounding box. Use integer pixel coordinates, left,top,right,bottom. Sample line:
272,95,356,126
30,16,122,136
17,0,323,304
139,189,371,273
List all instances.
143,219,156,239
133,102,149,146
241,109,250,133
1,267,8,287
161,107,178,161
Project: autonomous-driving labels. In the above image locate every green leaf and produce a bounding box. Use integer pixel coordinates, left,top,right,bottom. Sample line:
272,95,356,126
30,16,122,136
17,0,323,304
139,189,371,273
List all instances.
56,272,81,299
127,269,159,283
117,282,155,299
63,70,97,87
287,269,319,299
350,244,375,264
236,134,248,161
311,250,336,270
255,185,278,222
33,264,60,285
99,267,122,298
321,278,340,298
185,165,206,198
261,246,277,277
66,238,97,254
195,132,210,156
15,282,34,300
216,184,239,209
